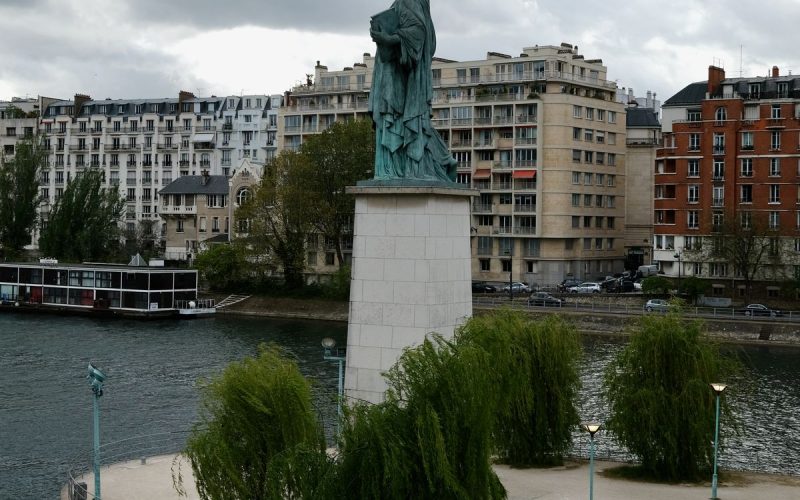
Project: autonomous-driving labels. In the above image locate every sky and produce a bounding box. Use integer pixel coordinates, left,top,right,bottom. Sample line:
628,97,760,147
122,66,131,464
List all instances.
1,0,799,104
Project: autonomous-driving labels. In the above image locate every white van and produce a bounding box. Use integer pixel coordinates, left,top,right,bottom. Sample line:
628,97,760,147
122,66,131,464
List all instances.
638,264,659,276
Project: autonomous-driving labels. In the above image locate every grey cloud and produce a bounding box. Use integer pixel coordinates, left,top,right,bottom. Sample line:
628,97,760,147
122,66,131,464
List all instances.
127,0,377,33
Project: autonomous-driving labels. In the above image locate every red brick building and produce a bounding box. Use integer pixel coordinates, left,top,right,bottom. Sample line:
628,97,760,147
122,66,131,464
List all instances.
655,66,800,297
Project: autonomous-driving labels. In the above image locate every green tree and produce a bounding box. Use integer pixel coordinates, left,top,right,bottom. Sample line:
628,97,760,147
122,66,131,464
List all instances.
679,275,711,305
0,136,46,258
38,170,125,262
458,311,581,466
194,243,249,291
180,344,330,500
603,314,739,481
641,275,671,295
337,334,506,499
237,152,313,289
299,119,374,265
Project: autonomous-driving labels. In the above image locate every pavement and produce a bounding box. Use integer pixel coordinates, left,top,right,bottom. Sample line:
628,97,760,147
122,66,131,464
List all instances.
65,454,800,500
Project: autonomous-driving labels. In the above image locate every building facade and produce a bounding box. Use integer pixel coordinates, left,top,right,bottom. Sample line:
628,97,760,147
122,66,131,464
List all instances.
281,44,628,285
0,97,47,161
35,92,280,250
656,65,800,296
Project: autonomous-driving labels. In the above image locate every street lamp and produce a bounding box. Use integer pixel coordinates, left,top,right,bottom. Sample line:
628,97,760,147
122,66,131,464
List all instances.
321,337,346,437
710,383,727,500
87,363,106,500
582,422,602,500
504,249,513,301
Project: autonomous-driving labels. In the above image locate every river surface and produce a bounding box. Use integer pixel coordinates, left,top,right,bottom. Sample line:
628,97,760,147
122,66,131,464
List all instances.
0,313,799,499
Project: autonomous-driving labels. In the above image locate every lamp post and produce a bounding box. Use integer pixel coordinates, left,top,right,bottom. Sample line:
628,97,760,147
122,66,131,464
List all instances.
87,363,106,500
710,383,727,500
582,422,601,500
505,249,513,301
321,337,346,437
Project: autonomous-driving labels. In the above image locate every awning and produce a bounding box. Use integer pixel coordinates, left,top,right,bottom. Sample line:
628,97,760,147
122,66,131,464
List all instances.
512,170,537,179
193,133,215,142
472,169,491,179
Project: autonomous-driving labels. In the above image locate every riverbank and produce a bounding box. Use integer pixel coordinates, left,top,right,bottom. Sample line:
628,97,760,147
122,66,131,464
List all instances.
64,453,800,500
213,294,800,346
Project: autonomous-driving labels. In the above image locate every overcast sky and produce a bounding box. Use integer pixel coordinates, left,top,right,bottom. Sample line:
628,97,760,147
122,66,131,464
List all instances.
1,0,798,104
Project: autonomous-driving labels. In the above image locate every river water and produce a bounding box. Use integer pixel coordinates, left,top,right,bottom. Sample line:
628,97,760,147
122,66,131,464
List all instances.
0,313,798,499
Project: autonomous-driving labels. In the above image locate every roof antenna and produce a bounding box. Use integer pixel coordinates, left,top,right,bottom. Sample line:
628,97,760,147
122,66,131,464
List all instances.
739,45,743,78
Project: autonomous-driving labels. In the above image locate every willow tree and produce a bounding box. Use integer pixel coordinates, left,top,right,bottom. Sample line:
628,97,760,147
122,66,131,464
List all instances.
0,136,46,257
603,313,739,481
457,311,582,466
335,335,506,500
236,151,313,289
180,345,331,500
38,169,125,262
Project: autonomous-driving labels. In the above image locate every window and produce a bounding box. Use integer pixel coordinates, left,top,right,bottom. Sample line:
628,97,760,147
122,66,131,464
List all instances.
741,158,753,177
740,185,753,203
741,131,753,150
571,194,580,207
606,216,615,229
687,109,701,121
573,127,582,140
573,105,582,118
583,238,591,250
479,215,492,226
713,133,725,152
607,111,616,123
740,211,752,229
584,151,593,163
572,172,581,184
584,172,593,185
714,107,727,122
199,217,207,232
597,109,605,121
595,238,603,250
771,131,781,150
607,196,616,208
583,215,592,228
769,185,780,204
606,238,614,249
596,174,604,186
585,108,594,120
607,153,616,166
607,132,616,145
584,194,592,207
769,211,780,229
713,160,724,179
572,216,580,228
595,217,603,229
771,104,781,119
712,186,724,207
688,185,699,203
584,129,593,142
689,133,700,151
687,211,699,229
572,150,581,162
595,195,603,208
769,158,781,177
688,159,700,177
176,220,184,233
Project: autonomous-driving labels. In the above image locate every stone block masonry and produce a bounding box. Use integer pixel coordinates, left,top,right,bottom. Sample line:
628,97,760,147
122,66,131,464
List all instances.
345,185,476,404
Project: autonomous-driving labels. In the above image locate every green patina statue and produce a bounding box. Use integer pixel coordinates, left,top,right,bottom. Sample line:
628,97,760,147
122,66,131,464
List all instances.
368,0,458,184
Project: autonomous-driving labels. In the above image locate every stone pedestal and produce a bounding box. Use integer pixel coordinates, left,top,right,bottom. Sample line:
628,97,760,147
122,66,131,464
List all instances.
344,185,476,404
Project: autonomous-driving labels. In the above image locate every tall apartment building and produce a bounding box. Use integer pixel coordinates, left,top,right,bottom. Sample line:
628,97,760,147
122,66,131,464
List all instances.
656,65,800,294
281,44,627,284
0,97,48,160
623,92,662,269
36,92,279,254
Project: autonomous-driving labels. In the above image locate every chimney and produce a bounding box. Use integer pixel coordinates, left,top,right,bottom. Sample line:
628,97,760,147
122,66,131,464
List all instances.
73,94,91,119
772,65,779,78
201,169,210,186
707,66,725,95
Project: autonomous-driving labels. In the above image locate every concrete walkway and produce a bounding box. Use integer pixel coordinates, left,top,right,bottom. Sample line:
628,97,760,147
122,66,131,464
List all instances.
68,454,800,500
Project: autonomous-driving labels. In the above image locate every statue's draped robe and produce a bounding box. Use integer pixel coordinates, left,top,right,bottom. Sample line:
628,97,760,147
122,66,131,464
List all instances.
369,0,457,182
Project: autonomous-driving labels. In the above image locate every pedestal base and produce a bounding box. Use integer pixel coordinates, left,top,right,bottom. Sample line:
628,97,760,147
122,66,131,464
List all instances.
344,185,476,404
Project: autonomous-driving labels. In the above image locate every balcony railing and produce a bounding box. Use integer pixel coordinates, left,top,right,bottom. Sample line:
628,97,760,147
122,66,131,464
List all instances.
160,205,197,215
712,198,724,207
492,226,513,235
516,114,537,124
514,181,536,190
514,226,537,235
472,203,493,213
712,146,725,155
514,204,536,213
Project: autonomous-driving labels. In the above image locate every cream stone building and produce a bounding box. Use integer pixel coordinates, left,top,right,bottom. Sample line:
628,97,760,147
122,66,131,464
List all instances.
281,44,628,285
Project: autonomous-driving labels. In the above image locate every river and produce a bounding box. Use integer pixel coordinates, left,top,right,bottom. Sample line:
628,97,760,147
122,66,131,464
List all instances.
0,313,798,499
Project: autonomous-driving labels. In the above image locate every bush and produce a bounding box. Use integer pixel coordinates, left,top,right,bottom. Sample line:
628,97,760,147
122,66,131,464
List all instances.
194,244,249,291
603,314,740,481
641,275,671,295
321,265,351,301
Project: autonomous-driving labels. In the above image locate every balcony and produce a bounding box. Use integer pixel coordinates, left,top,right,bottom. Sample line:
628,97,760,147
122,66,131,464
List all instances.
432,118,450,128
157,143,178,150
493,182,512,190
514,181,536,191
222,123,233,131
513,204,535,213
514,226,537,235
493,116,514,125
158,126,176,133
451,118,472,127
160,205,197,215
515,137,536,146
474,140,494,148
472,203,493,213
516,114,537,124
493,161,512,170
110,161,120,168
712,198,724,207
179,160,190,167
199,160,211,167
492,226,513,235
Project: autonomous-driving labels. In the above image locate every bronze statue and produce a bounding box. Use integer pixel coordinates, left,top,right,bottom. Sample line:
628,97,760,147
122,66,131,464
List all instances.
368,0,457,184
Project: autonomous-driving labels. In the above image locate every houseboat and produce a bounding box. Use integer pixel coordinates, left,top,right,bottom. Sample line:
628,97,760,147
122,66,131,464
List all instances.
0,260,202,318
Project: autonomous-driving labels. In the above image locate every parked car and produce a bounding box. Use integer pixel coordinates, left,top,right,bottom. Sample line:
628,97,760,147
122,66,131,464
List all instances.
599,277,618,291
608,278,634,293
633,281,643,291
568,282,601,294
644,298,674,313
739,304,783,317
557,278,582,292
471,281,497,294
502,282,531,294
527,292,564,307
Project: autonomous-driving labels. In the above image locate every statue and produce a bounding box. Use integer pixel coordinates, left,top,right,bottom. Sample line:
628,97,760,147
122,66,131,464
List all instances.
368,0,458,184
